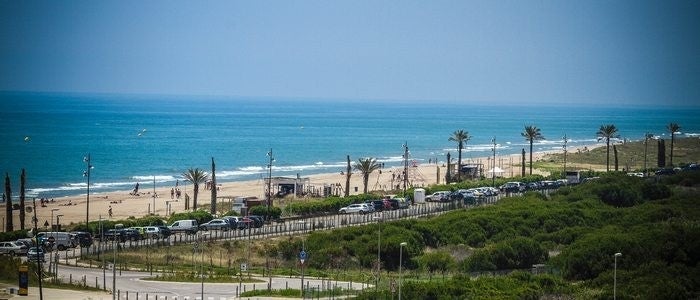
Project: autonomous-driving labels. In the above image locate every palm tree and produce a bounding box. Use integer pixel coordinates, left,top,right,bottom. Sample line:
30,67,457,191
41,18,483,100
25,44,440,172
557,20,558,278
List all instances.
19,169,26,230
345,155,351,197
667,123,681,166
521,125,544,175
643,132,654,176
448,130,471,181
597,124,619,172
210,157,217,215
354,158,382,194
5,173,13,232
182,168,209,210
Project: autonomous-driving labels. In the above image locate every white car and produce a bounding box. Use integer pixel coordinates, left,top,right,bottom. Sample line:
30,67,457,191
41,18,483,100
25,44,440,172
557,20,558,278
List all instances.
338,203,372,214
425,191,450,202
0,241,28,256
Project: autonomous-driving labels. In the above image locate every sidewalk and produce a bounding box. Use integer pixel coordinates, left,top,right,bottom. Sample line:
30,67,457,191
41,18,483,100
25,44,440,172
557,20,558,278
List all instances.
1,285,111,300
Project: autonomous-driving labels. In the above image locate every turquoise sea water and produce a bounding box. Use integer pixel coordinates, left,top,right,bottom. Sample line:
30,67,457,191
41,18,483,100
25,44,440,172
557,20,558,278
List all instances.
1,92,699,198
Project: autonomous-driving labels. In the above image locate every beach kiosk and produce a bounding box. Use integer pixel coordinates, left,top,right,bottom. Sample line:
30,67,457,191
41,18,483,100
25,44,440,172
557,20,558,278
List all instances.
414,188,426,204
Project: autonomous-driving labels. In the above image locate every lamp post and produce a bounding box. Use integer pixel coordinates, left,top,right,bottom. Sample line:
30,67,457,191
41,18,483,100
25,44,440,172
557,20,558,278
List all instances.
399,242,407,300
200,231,206,300
31,197,44,300
373,214,383,293
99,215,105,290
83,154,92,227
112,225,118,300
298,221,307,299
643,133,652,177
152,175,156,214
614,252,622,300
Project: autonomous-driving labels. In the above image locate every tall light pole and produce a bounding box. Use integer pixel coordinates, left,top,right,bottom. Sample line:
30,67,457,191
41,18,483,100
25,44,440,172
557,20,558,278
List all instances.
562,134,568,179
200,232,205,299
112,225,118,300
100,215,105,291
266,149,274,222
31,197,44,300
614,252,622,300
373,214,383,293
399,242,407,300
152,175,156,214
83,154,92,227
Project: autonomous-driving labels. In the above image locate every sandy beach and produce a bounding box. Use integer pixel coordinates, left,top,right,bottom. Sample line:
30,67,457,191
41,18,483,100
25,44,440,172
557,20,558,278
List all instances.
3,146,599,229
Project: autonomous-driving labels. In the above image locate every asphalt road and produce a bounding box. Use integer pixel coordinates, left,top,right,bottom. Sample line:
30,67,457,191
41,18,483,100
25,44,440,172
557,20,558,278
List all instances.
53,264,365,299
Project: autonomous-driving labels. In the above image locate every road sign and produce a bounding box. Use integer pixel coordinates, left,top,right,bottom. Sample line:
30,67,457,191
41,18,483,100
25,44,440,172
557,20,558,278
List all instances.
47,236,55,243
240,263,248,271
299,250,307,264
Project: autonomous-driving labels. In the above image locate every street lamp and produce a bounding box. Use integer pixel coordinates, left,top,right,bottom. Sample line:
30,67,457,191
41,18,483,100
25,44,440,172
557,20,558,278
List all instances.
614,252,622,300
399,242,407,300
83,154,92,227
373,214,383,293
99,215,105,291
31,197,44,300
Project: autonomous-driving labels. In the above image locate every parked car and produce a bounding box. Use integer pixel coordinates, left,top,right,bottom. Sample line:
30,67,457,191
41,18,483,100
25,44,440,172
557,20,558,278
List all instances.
71,231,93,247
237,217,255,230
426,191,450,202
169,219,199,235
365,200,385,212
27,247,45,262
15,238,35,249
122,228,142,241
144,226,164,239
200,219,230,231
157,226,171,238
248,215,265,228
0,241,28,256
500,182,526,193
100,229,125,242
129,227,147,239
36,232,76,251
222,216,242,229
338,203,372,214
388,198,409,209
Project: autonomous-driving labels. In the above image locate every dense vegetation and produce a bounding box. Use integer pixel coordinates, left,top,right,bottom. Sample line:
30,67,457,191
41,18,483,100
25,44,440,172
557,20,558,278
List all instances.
270,171,700,299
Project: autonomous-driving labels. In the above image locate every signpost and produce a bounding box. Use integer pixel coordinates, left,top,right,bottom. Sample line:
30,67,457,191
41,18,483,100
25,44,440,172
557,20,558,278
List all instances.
299,250,307,299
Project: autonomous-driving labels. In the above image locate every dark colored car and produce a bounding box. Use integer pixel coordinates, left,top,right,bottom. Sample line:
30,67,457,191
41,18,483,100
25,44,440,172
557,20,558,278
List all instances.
100,229,126,242
655,168,676,176
71,231,93,247
248,215,264,228
365,200,385,212
157,226,171,238
122,228,142,241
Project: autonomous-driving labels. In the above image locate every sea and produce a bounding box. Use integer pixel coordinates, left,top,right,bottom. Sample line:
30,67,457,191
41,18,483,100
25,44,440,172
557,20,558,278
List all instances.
1,92,699,200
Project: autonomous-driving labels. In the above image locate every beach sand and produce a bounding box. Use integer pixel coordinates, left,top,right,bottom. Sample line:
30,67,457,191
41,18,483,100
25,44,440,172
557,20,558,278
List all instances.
2,146,599,228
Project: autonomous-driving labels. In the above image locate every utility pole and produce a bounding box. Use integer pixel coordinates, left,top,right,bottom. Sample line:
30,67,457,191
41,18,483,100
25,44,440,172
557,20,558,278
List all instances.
563,134,568,179
491,137,496,187
83,154,92,227
402,142,409,196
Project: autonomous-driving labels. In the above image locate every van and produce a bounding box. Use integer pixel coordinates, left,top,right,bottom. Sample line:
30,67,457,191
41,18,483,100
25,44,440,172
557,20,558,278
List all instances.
169,219,198,234
36,232,76,251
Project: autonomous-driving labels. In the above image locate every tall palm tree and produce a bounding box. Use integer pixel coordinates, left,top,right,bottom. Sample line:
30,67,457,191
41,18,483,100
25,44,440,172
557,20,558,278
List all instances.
597,124,619,172
19,169,26,230
5,173,13,232
210,157,217,215
354,158,382,194
667,123,681,166
521,125,544,175
345,155,351,197
643,132,654,176
448,130,471,181
182,168,209,210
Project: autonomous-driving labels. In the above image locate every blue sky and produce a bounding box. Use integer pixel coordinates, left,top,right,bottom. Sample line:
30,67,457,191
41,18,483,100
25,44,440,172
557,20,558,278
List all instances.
1,0,699,106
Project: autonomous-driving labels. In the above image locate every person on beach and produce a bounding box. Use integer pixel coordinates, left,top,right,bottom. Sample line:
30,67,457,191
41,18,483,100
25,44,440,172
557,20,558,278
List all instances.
108,205,113,218
171,188,175,199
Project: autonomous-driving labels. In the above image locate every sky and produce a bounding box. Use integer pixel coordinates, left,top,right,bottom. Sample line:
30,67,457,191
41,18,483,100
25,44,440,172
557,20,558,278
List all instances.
1,0,699,106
